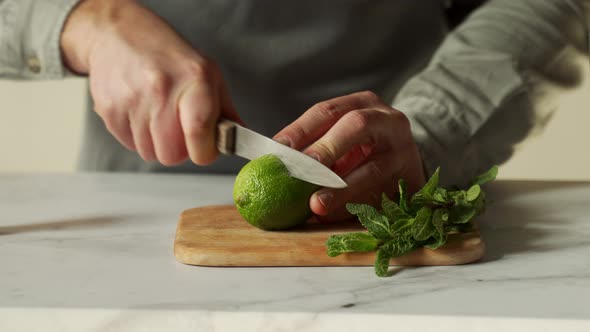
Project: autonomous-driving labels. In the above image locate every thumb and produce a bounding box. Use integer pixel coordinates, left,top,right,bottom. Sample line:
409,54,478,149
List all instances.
310,155,396,220
310,189,335,217
310,188,360,222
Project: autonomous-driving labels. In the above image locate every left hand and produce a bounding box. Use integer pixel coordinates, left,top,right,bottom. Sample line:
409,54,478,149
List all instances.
273,91,426,221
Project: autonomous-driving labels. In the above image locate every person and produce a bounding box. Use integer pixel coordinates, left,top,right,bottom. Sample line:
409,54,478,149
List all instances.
1,0,587,220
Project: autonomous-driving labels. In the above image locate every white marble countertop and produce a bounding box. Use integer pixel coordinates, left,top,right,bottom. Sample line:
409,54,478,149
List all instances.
1,173,589,331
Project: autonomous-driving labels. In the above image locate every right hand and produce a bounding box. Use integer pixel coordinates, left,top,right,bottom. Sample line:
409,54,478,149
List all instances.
60,0,242,165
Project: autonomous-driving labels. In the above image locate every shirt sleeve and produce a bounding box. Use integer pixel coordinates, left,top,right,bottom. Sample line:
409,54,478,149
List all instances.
0,0,80,79
393,0,589,187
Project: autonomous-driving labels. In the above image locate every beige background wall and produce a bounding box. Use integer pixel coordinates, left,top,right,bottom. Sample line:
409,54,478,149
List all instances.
0,79,86,172
0,61,588,180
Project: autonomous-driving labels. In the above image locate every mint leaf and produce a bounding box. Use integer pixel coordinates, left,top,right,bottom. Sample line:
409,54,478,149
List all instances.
398,179,411,214
380,237,416,257
374,248,391,277
425,209,447,250
449,190,467,204
449,205,478,224
381,193,411,222
374,237,416,277
326,233,380,257
471,165,498,186
432,187,450,204
415,167,440,198
411,168,440,207
466,184,481,202
412,206,434,241
346,203,393,239
391,217,414,237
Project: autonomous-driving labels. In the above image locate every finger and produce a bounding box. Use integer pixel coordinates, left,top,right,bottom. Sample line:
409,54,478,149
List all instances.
100,110,136,151
178,79,220,165
273,91,382,149
150,103,188,166
303,108,391,167
331,143,374,177
310,153,398,217
130,115,157,161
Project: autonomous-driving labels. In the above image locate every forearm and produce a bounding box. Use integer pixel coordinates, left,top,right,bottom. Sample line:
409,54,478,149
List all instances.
0,0,80,79
395,0,588,187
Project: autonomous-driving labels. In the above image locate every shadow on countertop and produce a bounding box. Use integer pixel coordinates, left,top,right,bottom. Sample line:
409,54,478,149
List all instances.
0,215,134,235
476,179,590,263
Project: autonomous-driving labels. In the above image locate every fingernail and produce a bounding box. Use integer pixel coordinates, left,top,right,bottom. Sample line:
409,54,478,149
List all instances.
317,191,333,209
309,153,321,162
274,136,291,147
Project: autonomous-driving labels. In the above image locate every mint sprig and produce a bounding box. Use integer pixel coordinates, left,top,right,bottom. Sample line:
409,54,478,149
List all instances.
326,232,380,257
325,165,498,277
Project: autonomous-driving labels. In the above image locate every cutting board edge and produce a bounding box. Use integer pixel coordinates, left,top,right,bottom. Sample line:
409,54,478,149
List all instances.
173,242,486,267
173,204,486,267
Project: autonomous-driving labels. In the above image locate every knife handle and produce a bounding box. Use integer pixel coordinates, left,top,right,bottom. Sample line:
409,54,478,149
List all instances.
216,119,236,155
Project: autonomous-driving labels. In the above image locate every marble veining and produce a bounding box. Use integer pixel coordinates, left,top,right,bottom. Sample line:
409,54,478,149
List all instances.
1,174,590,331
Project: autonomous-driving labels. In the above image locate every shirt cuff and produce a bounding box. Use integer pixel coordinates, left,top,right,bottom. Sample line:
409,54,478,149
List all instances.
0,0,81,79
394,95,472,188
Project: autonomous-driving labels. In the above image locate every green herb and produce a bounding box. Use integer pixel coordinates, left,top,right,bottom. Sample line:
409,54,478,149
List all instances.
325,166,498,277
326,232,380,257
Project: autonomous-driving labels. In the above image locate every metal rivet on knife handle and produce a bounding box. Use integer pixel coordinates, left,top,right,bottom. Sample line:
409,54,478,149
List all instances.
216,119,236,155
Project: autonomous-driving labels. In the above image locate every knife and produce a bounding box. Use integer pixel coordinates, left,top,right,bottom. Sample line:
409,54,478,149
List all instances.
216,119,347,189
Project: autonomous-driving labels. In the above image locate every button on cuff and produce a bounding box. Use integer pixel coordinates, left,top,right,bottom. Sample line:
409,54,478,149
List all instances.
27,56,41,74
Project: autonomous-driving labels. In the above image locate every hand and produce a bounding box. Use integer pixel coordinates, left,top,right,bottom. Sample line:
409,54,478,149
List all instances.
274,91,426,221
60,0,242,165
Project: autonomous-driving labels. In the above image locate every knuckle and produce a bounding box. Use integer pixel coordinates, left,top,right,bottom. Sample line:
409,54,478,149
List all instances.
186,59,216,83
312,101,340,122
120,87,141,112
345,110,371,132
390,109,411,133
95,101,116,119
144,69,169,94
95,103,121,129
143,69,170,108
360,90,380,104
283,124,306,146
183,110,217,141
184,118,210,139
313,140,338,163
102,114,118,132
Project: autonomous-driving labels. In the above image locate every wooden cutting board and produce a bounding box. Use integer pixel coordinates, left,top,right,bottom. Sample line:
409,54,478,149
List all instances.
174,205,485,267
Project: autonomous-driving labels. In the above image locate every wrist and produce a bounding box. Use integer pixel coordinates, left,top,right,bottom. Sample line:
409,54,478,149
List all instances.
59,0,135,74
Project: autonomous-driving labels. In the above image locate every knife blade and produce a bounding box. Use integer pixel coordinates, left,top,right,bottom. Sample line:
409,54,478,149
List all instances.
217,120,347,189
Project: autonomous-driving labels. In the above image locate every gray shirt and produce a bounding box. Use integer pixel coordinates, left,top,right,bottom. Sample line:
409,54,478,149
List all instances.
1,0,588,186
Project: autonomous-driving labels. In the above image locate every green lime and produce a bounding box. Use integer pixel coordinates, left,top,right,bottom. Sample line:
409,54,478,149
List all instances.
233,154,320,230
